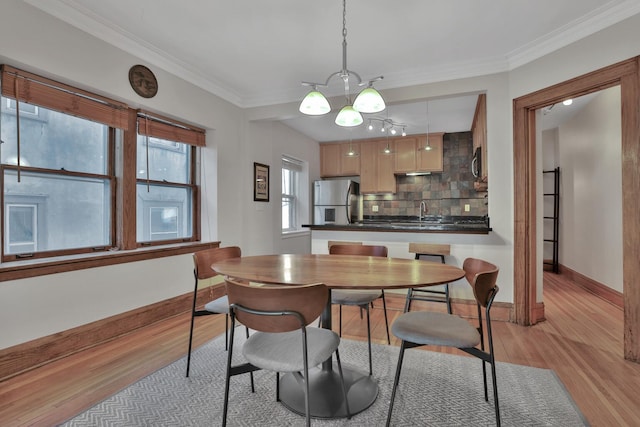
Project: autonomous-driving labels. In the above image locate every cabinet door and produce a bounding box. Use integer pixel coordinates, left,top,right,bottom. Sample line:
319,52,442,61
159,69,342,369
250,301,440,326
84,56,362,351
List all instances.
417,134,443,172
472,94,488,181
340,142,360,175
320,144,341,177
359,141,377,193
394,137,418,173
377,141,396,193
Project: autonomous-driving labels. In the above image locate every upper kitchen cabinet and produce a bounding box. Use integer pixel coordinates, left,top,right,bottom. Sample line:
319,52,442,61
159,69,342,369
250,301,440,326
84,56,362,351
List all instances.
394,136,419,173
471,94,488,189
320,142,360,177
360,140,395,194
394,133,443,173
320,143,341,177
340,141,360,175
416,133,444,172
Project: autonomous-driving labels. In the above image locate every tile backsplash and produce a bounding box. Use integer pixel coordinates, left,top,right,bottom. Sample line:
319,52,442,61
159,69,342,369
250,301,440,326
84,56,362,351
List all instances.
362,131,488,217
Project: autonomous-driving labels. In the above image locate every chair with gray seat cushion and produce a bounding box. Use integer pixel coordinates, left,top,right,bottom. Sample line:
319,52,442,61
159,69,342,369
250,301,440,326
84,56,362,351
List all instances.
186,246,250,377
329,244,390,376
386,257,501,427
222,279,350,427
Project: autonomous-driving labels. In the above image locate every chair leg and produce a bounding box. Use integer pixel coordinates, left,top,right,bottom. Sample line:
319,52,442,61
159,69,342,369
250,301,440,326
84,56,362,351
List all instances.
243,325,255,393
445,284,452,314
185,313,196,377
381,291,390,345
338,305,343,337
365,305,373,376
334,349,351,419
222,317,237,427
490,359,501,427
224,314,229,351
403,288,413,313
386,341,407,427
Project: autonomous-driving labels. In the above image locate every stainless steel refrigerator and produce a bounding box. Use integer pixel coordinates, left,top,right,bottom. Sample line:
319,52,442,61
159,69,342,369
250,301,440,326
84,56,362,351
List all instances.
313,179,360,225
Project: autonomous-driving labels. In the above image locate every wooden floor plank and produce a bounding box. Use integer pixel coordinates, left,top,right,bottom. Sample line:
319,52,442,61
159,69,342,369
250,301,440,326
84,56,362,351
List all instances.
0,272,639,426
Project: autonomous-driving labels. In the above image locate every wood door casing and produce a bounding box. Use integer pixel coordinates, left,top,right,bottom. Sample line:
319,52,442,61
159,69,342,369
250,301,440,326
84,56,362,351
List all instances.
512,56,640,362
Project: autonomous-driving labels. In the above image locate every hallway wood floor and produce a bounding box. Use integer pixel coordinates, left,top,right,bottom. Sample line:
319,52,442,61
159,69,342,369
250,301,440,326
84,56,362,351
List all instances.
0,272,638,426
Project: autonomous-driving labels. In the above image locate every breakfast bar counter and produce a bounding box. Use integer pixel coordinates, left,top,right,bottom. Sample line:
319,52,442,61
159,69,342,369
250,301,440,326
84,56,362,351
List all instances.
303,215,491,234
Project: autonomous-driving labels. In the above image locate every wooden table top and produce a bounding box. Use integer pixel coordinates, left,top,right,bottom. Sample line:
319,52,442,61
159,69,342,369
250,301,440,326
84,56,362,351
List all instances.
212,253,465,290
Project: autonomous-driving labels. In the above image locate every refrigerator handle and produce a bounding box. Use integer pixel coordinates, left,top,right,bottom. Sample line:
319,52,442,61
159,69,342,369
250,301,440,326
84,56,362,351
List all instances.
346,188,352,224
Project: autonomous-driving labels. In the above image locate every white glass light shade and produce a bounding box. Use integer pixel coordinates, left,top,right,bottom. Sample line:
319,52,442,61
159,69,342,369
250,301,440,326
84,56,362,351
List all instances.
299,90,331,115
353,87,385,113
335,105,363,127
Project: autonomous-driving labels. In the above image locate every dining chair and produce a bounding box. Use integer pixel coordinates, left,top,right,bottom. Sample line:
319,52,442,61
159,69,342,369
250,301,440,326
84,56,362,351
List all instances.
404,243,453,313
222,279,351,427
328,244,390,376
186,246,249,378
386,257,501,427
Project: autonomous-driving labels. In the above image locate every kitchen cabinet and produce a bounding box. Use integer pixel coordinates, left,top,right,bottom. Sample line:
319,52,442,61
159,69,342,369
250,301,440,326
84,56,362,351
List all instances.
360,140,395,193
340,141,360,175
394,136,419,173
471,94,488,187
394,133,443,173
416,134,443,172
320,142,361,177
320,143,341,177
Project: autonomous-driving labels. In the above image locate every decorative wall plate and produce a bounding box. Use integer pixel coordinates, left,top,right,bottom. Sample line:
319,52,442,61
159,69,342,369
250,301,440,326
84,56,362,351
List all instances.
128,65,158,98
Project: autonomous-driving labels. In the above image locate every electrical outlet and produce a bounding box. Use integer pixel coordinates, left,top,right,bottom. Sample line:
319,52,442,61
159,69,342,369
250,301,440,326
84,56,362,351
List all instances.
464,204,470,212
372,205,379,212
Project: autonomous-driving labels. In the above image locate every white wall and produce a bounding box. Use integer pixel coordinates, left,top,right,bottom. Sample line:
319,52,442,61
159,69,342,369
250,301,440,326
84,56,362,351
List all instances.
558,87,623,291
1,0,638,349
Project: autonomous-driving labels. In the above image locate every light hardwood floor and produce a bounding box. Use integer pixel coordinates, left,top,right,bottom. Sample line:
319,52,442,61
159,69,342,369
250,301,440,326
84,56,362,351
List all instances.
1,272,639,426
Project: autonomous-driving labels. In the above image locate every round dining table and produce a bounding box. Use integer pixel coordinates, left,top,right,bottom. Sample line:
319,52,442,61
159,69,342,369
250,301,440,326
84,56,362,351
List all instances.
212,253,466,419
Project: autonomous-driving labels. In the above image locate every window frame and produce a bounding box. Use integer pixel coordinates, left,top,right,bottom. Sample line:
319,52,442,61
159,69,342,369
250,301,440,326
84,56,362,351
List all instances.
281,155,304,233
0,126,117,261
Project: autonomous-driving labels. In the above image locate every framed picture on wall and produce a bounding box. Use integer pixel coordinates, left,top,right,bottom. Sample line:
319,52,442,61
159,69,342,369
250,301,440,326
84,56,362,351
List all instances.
253,162,270,202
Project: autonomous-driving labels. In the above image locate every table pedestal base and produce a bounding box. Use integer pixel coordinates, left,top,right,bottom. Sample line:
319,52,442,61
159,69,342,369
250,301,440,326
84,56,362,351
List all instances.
278,362,378,419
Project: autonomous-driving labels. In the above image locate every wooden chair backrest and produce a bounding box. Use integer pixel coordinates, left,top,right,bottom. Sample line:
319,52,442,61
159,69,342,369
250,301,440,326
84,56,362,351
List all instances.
329,244,388,258
193,246,241,281
328,240,363,250
408,243,451,257
463,257,499,307
225,279,328,333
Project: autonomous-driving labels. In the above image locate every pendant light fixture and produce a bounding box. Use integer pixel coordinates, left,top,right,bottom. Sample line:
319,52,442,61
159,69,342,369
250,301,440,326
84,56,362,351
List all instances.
345,138,359,157
299,0,385,126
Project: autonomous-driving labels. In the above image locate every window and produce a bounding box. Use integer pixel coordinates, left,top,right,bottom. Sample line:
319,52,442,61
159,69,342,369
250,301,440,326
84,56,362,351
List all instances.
282,156,303,232
0,66,120,259
0,65,206,262
135,111,204,245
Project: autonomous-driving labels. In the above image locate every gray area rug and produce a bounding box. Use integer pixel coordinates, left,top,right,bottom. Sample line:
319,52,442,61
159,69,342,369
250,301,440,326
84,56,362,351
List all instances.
62,332,588,426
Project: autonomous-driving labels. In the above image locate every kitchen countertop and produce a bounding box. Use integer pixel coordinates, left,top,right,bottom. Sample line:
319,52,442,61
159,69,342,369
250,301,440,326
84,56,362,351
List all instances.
303,215,491,234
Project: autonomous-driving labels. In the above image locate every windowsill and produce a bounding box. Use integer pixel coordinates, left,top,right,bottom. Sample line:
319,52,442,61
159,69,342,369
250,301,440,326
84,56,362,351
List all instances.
0,241,220,281
281,229,310,239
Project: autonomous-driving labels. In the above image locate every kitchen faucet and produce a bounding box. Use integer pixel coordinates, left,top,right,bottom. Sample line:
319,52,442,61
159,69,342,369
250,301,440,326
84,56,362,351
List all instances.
419,200,428,221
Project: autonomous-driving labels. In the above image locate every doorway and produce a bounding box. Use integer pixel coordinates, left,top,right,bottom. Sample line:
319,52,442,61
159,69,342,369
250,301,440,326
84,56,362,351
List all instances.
512,56,640,362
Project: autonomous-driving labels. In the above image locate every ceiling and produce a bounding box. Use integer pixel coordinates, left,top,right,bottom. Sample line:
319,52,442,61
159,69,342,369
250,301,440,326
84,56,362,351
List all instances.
23,0,640,141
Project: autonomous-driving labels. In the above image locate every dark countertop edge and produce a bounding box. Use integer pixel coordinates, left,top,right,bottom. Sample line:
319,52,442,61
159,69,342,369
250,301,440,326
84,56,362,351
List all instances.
302,224,492,234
